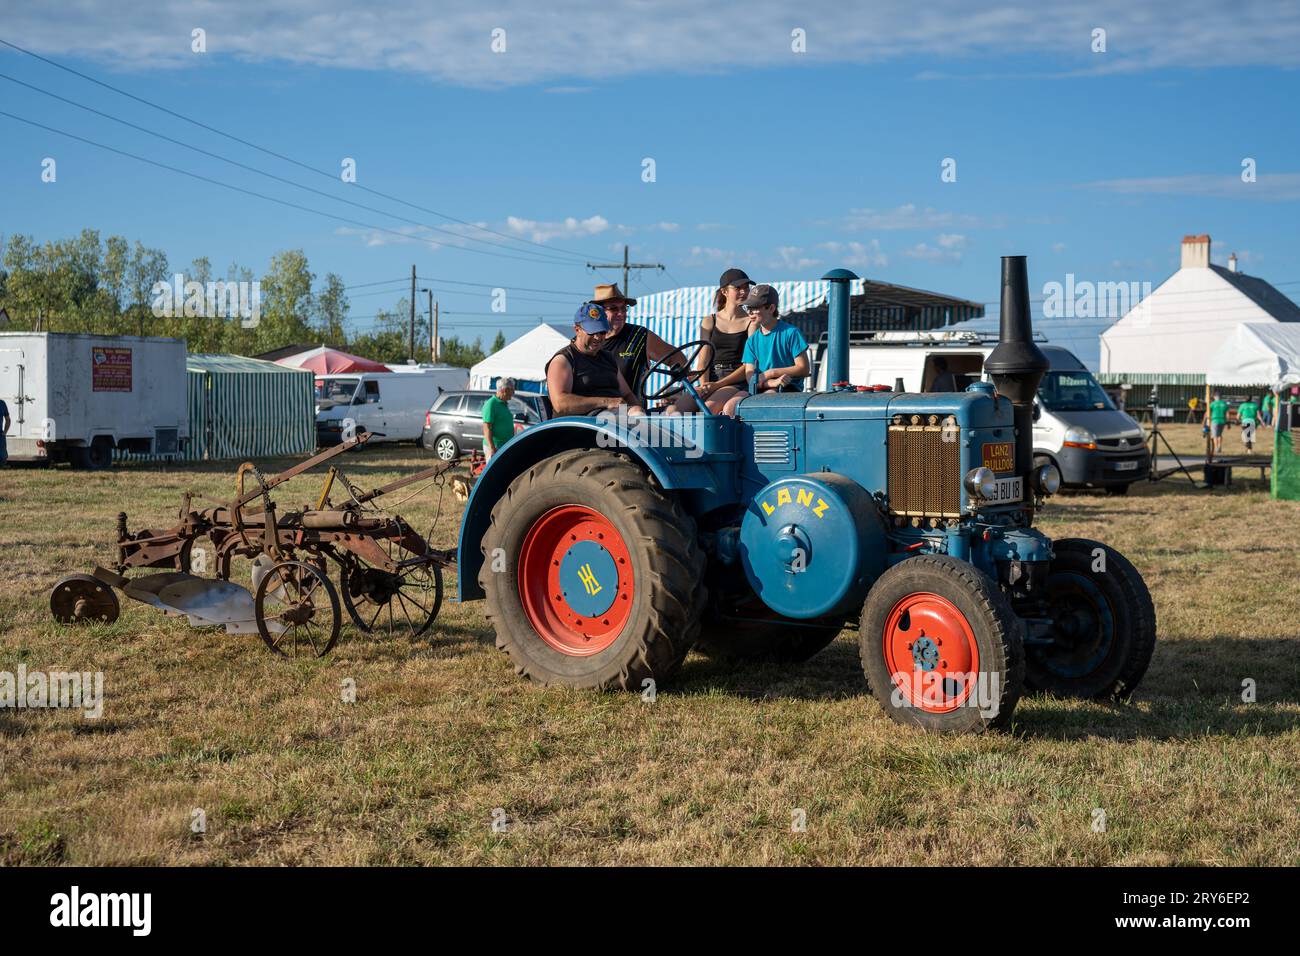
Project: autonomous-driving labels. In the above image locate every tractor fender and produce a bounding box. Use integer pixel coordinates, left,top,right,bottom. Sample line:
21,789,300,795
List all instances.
456,418,700,601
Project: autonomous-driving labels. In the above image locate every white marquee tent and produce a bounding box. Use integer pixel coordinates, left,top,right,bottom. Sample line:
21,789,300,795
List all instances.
1206,323,1300,389
469,323,572,391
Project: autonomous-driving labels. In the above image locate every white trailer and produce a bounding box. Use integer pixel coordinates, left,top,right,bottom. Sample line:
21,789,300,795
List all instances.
0,332,189,469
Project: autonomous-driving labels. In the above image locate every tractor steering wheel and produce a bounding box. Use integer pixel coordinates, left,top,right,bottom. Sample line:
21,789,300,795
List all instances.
644,340,715,412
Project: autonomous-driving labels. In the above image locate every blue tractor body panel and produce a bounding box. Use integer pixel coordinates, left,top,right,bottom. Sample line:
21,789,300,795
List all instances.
457,381,1052,609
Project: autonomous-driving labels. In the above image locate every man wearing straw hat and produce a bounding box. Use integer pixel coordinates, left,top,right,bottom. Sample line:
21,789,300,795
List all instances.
591,282,681,401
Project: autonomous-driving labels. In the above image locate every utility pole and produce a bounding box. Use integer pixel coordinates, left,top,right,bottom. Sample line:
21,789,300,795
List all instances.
420,287,435,363
586,244,664,296
409,264,417,363
433,301,440,363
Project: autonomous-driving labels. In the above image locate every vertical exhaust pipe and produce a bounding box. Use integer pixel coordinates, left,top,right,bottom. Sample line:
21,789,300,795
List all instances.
983,256,1049,491
822,268,858,388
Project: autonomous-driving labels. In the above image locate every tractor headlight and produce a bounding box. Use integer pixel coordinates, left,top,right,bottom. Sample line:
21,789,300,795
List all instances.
964,466,998,501
1034,462,1062,496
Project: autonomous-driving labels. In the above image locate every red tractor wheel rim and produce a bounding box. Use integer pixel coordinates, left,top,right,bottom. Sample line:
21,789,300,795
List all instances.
518,505,634,656
882,591,981,714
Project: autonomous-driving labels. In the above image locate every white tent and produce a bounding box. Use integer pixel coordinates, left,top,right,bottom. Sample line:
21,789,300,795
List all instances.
1101,235,1300,376
469,323,572,391
1207,323,1300,388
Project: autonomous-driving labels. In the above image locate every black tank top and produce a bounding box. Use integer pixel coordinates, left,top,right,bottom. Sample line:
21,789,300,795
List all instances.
604,322,650,393
710,327,748,370
547,343,622,399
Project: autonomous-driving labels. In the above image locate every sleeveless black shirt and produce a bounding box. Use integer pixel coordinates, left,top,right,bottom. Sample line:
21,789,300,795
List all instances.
547,342,622,399
604,322,651,394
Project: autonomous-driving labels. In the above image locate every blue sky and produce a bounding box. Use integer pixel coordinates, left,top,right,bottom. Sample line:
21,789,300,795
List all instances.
2,1,1298,348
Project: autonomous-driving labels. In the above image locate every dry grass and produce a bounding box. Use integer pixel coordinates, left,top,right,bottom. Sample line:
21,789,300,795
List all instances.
1,439,1298,866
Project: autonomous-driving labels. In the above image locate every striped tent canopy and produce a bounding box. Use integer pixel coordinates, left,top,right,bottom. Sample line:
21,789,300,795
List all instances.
186,354,315,460
629,279,869,350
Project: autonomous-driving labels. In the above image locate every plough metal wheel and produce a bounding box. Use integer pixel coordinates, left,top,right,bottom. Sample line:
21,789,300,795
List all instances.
254,560,341,658
340,540,444,638
49,574,120,625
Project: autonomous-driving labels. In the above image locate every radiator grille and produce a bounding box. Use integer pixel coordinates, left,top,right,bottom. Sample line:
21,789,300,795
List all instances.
753,430,791,465
887,423,962,517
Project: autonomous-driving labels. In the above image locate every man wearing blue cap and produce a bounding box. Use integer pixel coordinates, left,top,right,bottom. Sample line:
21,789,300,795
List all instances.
545,302,646,416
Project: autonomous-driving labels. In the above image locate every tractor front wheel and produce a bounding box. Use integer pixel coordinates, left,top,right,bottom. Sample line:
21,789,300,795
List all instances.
1025,538,1155,700
859,555,1024,733
481,449,705,690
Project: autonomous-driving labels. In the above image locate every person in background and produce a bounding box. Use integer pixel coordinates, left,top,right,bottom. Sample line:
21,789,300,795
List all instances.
722,284,809,416
930,356,959,392
591,283,678,402
481,377,517,460
1238,394,1259,453
0,398,9,467
675,268,758,414
546,302,646,416
1261,391,1274,427
1204,391,1229,455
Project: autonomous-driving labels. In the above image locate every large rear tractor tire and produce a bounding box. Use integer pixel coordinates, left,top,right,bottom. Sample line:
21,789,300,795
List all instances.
1026,538,1156,700
480,449,706,690
859,555,1024,733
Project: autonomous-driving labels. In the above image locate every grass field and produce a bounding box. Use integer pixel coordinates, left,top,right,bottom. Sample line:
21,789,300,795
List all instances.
2,423,1298,866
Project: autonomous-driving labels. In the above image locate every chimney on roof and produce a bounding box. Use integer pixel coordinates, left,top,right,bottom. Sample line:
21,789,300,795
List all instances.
1228,252,1238,273
1181,234,1211,269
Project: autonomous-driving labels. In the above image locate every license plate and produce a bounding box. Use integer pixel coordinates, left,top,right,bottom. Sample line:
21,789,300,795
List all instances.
989,476,1022,503
1114,460,1139,471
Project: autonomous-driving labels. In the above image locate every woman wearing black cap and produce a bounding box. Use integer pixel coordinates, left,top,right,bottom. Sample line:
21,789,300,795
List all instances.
673,267,758,413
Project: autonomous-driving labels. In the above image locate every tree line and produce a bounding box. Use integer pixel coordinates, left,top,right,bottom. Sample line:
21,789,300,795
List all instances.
0,229,505,367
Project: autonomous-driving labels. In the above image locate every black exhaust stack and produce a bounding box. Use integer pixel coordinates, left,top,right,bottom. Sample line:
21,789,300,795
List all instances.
983,256,1049,491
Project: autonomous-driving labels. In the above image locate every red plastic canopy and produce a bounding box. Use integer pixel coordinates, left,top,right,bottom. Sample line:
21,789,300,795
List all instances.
275,346,390,374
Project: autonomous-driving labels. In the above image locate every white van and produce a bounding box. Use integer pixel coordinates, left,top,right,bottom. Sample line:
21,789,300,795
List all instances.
813,331,1150,493
315,367,468,445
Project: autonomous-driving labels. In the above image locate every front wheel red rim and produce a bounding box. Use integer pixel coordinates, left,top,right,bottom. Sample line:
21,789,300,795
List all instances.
517,505,634,656
882,591,981,713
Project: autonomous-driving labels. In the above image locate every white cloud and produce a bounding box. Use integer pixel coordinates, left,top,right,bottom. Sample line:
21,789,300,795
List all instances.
1052,242,1067,253
685,246,736,265
1079,173,1300,201
332,222,486,249
817,240,888,269
904,234,967,262
505,214,609,243
839,204,987,231
770,246,820,271
8,2,1299,87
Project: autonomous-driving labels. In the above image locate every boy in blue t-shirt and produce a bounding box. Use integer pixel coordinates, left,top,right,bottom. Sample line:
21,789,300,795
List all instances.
725,284,809,416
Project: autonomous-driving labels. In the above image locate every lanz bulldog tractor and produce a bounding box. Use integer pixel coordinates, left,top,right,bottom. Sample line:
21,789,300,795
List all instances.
457,257,1155,732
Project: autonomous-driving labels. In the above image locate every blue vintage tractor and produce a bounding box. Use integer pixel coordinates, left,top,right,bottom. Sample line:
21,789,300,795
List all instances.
456,257,1155,732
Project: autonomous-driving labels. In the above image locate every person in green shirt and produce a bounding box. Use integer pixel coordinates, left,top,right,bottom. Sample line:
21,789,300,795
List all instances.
1262,391,1275,426
1204,391,1229,455
481,378,518,460
1238,396,1259,452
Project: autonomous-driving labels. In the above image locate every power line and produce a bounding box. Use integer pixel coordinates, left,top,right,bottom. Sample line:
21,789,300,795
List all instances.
0,109,592,269
0,36,607,263
0,73,586,269
417,275,587,297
